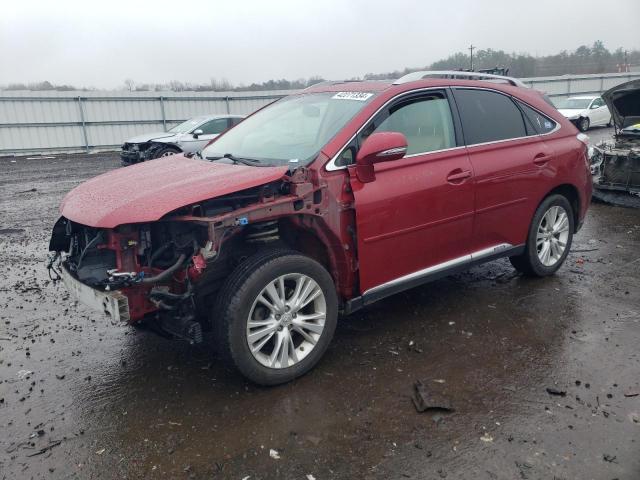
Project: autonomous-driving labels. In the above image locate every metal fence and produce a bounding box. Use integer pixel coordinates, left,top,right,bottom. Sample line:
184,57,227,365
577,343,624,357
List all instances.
2,72,640,156
522,72,640,99
0,90,293,156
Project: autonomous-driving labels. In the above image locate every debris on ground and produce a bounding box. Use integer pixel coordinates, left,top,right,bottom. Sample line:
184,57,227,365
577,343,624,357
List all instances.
26,440,62,457
412,381,454,413
603,454,617,463
269,449,280,460
480,433,494,443
546,387,567,397
624,388,639,397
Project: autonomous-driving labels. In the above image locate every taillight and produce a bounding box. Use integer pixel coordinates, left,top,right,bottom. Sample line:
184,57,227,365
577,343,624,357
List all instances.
577,133,590,169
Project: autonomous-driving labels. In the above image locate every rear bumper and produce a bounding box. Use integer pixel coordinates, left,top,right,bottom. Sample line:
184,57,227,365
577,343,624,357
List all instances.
60,264,130,322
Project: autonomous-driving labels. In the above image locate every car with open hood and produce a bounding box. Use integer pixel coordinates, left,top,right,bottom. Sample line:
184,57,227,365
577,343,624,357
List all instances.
589,79,640,206
49,71,592,385
120,114,244,165
555,95,611,132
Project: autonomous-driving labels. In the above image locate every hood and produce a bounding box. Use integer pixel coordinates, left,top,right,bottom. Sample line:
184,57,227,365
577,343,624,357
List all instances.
125,131,178,144
557,108,585,118
602,79,640,130
60,156,289,228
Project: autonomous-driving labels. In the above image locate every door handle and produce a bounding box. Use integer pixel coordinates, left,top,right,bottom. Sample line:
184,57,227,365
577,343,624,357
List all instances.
446,169,472,183
533,153,550,166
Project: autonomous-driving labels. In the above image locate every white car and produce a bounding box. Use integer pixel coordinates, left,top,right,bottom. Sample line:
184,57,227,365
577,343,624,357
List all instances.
556,95,611,132
120,114,245,165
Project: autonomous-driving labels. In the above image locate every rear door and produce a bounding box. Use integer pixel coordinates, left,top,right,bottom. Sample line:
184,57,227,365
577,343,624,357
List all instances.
348,90,475,296
589,97,609,126
451,88,555,252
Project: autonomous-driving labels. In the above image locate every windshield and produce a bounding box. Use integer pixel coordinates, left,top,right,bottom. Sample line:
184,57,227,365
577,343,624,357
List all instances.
201,92,376,166
556,98,592,110
169,118,204,134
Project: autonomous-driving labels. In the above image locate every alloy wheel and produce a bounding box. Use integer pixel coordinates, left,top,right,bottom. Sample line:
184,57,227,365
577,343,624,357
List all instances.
536,206,570,267
246,273,326,369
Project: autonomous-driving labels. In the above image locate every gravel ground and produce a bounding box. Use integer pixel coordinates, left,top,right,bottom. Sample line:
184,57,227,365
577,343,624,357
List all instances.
1,142,639,479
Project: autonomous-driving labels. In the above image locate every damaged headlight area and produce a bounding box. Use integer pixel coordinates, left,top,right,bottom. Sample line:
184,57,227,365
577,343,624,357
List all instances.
48,217,211,341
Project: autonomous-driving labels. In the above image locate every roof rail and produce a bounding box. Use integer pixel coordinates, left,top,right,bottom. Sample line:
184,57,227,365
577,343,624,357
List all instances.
393,70,527,88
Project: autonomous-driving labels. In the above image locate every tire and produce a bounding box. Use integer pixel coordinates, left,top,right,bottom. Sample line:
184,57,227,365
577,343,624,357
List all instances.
152,146,180,159
214,249,338,385
578,117,590,132
509,194,574,277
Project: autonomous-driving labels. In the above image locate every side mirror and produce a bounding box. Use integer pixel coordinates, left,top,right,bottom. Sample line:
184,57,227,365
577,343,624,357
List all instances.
192,129,204,138
353,131,408,183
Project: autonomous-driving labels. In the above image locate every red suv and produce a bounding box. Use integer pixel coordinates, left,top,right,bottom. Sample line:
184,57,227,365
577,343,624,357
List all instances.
49,72,592,385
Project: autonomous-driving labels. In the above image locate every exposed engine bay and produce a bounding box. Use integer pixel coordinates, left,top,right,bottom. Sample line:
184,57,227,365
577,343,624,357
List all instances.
589,79,640,207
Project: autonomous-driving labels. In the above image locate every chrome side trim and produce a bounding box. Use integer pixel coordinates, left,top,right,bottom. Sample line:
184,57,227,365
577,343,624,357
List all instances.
377,146,407,157
363,243,514,298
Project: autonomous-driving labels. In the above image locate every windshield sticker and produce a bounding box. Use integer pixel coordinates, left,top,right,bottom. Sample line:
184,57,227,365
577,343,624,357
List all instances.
332,92,373,101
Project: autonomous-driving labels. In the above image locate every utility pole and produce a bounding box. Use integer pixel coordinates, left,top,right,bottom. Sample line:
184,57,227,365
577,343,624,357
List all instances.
469,44,475,71
624,50,629,72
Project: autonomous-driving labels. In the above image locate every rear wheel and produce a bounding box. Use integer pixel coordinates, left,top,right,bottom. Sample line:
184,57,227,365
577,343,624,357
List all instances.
214,250,338,385
510,194,574,277
578,117,590,132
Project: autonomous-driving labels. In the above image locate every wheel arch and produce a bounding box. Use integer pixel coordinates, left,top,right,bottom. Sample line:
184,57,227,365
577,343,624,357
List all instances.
150,141,182,153
542,183,581,233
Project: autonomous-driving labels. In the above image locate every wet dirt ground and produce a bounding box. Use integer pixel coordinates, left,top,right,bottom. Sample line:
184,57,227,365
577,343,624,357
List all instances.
1,143,639,479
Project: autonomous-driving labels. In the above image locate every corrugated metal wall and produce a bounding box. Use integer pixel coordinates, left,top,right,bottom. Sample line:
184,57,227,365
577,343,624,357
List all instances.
522,72,640,99
0,90,293,155
2,72,640,156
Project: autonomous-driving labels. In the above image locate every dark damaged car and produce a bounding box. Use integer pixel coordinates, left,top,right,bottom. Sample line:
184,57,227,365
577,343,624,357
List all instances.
49,72,592,385
589,79,640,207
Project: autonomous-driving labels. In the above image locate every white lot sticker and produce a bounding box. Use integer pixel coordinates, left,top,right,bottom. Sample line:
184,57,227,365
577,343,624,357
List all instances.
332,92,373,101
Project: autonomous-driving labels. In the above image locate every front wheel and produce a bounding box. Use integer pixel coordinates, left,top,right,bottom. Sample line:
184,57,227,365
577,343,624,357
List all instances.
510,194,574,277
214,250,338,385
152,146,180,159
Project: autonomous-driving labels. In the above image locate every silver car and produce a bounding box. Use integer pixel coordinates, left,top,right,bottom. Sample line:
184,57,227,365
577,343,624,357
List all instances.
120,114,244,165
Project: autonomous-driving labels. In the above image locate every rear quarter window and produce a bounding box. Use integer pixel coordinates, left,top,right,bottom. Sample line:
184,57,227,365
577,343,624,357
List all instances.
454,89,527,145
516,101,557,134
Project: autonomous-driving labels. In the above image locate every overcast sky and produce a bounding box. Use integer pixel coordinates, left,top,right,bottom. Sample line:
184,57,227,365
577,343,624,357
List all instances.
1,0,639,89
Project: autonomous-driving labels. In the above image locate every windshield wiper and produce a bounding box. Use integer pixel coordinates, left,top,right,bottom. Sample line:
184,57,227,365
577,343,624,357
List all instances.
206,153,273,167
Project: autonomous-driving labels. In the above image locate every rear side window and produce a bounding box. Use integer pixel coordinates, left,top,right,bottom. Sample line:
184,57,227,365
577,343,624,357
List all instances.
517,101,557,134
454,89,527,145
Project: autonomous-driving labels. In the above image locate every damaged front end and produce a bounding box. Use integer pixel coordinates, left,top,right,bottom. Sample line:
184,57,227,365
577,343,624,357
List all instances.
47,156,347,345
48,217,210,342
589,80,640,206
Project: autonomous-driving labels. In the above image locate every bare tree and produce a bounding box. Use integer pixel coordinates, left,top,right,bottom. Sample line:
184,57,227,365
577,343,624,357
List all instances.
123,79,135,91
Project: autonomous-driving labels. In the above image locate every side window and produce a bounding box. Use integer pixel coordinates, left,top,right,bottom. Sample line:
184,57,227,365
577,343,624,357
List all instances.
591,98,604,108
373,96,456,155
454,89,527,144
335,93,456,166
198,118,229,135
517,101,557,135
230,117,244,127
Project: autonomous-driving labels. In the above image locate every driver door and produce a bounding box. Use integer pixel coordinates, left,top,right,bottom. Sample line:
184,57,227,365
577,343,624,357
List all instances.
346,91,475,298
